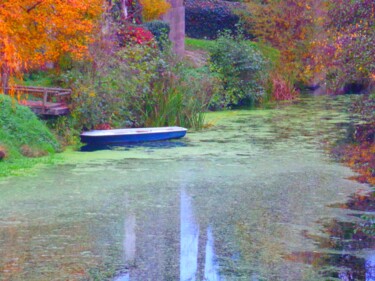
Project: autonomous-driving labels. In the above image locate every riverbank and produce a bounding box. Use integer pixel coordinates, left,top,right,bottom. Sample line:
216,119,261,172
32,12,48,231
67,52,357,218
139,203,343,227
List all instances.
1,92,374,180
0,95,60,177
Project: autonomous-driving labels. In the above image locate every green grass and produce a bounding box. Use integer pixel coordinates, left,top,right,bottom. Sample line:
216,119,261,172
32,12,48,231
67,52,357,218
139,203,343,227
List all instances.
0,94,60,177
185,37,280,64
251,41,280,65
185,37,217,52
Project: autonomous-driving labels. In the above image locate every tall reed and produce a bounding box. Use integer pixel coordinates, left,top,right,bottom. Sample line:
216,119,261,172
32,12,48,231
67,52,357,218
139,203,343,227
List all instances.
144,73,208,130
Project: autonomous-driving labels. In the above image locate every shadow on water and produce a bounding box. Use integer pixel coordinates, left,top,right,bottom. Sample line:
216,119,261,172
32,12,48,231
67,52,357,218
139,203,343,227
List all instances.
80,140,189,152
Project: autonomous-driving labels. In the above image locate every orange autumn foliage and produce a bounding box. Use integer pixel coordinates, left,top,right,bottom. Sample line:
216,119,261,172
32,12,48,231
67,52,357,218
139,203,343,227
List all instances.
243,0,317,81
0,0,103,83
140,0,170,22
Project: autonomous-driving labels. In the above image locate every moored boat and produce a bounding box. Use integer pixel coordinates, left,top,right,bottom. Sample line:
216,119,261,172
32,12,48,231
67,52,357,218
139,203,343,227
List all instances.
80,126,187,145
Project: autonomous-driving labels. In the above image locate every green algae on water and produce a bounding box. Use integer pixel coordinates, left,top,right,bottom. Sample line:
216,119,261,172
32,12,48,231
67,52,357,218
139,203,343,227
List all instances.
0,94,372,281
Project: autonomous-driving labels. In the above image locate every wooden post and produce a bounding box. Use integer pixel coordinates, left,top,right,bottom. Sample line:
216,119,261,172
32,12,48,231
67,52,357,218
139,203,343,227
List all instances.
43,89,48,114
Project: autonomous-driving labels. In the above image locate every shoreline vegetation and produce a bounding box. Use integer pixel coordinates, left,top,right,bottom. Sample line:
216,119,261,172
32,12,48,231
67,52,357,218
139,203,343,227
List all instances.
1,90,374,179
1,0,374,179
0,95,60,177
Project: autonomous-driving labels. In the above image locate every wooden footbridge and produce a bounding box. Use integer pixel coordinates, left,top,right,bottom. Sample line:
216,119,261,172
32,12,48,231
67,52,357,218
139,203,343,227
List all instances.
5,85,71,116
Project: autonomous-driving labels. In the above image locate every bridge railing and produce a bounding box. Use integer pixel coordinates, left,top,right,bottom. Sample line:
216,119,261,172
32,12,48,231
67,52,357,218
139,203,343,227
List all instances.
4,85,72,115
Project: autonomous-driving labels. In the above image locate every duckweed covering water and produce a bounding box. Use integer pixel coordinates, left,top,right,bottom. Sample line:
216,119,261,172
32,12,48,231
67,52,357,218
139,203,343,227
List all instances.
0,95,373,281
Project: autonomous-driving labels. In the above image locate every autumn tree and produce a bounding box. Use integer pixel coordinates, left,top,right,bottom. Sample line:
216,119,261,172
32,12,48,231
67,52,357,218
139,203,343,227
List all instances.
312,0,375,92
241,0,319,82
140,0,170,22
0,0,103,93
107,0,170,23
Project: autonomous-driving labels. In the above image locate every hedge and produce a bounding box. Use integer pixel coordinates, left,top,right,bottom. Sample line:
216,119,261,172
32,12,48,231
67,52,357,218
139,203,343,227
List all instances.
185,0,245,39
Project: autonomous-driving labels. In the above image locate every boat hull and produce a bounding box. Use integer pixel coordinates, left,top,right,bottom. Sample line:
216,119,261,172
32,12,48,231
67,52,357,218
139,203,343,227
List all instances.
80,127,187,145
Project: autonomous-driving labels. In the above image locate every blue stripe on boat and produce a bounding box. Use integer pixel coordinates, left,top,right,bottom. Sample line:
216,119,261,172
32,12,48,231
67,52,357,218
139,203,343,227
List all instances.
80,126,187,145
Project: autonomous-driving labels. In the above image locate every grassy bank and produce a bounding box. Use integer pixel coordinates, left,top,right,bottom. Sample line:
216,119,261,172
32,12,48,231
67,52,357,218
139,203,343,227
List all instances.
0,95,60,177
185,37,280,64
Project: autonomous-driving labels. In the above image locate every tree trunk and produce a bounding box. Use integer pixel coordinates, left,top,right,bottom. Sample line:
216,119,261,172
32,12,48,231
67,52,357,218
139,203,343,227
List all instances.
120,0,128,19
1,64,9,95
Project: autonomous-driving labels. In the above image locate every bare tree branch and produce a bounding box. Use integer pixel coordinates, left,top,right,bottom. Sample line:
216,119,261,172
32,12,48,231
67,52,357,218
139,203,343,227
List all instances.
23,0,44,13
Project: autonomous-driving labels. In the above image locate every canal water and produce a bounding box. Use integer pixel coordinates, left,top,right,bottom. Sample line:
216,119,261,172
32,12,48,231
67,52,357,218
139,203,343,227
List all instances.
0,95,374,281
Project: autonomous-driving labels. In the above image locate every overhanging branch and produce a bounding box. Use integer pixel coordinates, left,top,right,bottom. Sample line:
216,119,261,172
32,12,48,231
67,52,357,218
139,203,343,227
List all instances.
23,0,44,13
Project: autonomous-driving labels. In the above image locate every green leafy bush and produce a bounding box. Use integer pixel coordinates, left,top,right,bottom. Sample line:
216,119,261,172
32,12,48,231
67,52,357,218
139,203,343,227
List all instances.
182,66,224,110
66,44,159,130
47,116,81,147
67,43,211,131
209,31,268,107
143,20,172,51
143,20,171,43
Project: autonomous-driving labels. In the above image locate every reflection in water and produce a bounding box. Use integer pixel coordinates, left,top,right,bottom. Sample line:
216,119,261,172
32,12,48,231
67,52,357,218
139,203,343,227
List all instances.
2,95,375,280
180,189,199,281
338,253,375,281
366,253,375,281
289,195,375,280
332,122,375,186
113,199,136,281
287,100,375,281
114,190,223,281
180,190,223,281
124,213,136,263
113,273,130,281
204,227,221,281
81,140,188,152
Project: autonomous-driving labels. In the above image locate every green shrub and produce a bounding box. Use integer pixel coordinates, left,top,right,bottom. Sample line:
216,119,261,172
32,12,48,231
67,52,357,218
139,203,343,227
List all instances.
209,31,268,107
181,66,224,110
143,20,170,49
67,42,211,131
47,116,80,146
62,43,164,130
143,20,170,37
